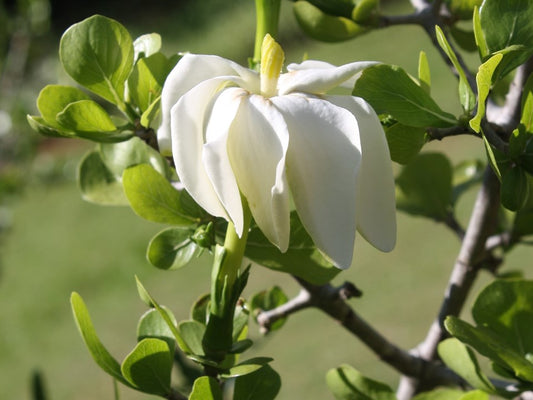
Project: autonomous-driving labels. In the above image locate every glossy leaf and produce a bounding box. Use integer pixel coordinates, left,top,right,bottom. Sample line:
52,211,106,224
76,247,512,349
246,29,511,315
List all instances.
231,365,281,400
122,163,203,226
134,277,190,354
99,136,170,179
190,376,222,400
384,123,426,165
147,227,201,270
435,26,475,113
191,294,210,325
78,150,129,205
470,54,503,133
128,52,172,112
438,338,495,393
353,64,457,128
293,1,367,42
137,308,177,353
250,286,288,332
326,364,396,400
501,166,529,211
133,33,161,60
245,212,340,285
36,85,91,129
27,115,73,138
121,338,172,396
445,316,533,382
418,51,431,94
396,153,453,220
59,15,134,106
472,280,533,356
221,357,273,379
178,320,206,356
70,292,131,387
479,0,533,78
412,388,464,400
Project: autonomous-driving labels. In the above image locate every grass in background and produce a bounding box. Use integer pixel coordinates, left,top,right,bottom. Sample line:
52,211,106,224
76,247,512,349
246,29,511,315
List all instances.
1,1,527,399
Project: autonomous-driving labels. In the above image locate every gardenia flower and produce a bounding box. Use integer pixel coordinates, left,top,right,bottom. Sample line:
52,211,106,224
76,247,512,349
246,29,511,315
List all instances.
158,35,396,269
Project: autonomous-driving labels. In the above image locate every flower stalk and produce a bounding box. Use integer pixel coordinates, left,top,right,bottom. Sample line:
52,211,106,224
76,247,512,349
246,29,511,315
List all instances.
253,0,282,68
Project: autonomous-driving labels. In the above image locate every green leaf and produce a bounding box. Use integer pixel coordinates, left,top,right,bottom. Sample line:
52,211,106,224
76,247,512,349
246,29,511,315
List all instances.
418,51,431,94
438,338,495,392
245,212,340,285
450,26,478,52
59,15,134,106
178,320,206,356
479,0,533,78
469,54,503,132
384,123,426,165
459,391,489,400
395,153,453,220
99,136,170,179
353,64,457,128
27,115,73,138
473,6,488,60
70,292,131,387
231,365,281,400
189,376,223,400
293,1,367,42
128,52,172,112
36,85,91,129
56,100,133,143
147,227,201,270
122,163,203,226
191,294,210,325
78,150,129,205
133,33,161,60
520,72,533,134
445,316,533,382
221,357,273,378
412,388,465,400
250,286,289,332
326,364,396,400
435,26,475,113
501,166,529,211
134,277,190,354
140,96,161,128
120,338,172,396
472,280,533,356
137,308,177,353
445,0,482,20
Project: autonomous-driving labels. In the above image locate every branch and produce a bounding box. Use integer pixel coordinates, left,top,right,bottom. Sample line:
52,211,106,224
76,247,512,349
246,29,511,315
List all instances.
256,278,464,388
397,166,501,400
427,126,477,141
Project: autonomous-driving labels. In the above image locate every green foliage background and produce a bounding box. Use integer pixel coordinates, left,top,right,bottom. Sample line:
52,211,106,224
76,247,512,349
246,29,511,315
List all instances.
2,0,530,399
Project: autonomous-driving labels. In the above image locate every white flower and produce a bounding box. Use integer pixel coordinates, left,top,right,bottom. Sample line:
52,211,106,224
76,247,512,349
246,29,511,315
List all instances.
158,35,396,269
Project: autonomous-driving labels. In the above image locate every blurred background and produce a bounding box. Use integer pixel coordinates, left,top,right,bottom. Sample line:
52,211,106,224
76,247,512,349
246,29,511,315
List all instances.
0,0,524,399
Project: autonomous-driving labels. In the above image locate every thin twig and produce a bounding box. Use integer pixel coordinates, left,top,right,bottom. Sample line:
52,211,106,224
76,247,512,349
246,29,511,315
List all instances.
426,126,477,141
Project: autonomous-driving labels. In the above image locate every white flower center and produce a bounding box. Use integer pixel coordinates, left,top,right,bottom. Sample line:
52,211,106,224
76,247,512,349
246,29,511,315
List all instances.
260,34,284,98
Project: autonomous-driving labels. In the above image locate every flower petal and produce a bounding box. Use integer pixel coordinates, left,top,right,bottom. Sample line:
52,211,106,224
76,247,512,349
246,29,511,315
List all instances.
158,54,258,155
226,94,291,251
272,94,362,269
278,60,378,96
203,87,247,236
328,95,396,252
170,77,239,222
